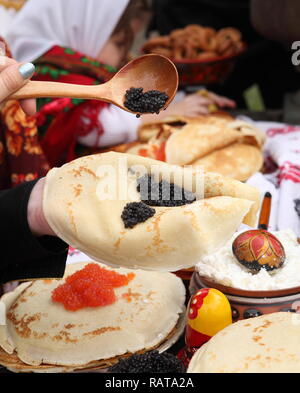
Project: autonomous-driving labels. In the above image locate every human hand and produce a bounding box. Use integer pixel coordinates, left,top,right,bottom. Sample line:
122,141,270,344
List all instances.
203,91,236,110
165,91,236,117
0,55,36,115
27,178,56,237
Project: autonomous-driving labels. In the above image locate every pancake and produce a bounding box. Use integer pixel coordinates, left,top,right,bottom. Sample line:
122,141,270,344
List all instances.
134,116,265,181
42,152,260,271
228,119,266,148
138,115,189,142
137,114,235,143
0,326,178,373
165,119,265,166
192,143,264,181
0,262,185,370
126,143,150,156
188,312,300,373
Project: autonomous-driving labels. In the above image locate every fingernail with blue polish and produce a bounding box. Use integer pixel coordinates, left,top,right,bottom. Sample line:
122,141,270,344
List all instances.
19,63,35,79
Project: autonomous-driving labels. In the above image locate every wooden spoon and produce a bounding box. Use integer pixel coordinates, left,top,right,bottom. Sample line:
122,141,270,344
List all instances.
10,54,179,114
257,191,272,230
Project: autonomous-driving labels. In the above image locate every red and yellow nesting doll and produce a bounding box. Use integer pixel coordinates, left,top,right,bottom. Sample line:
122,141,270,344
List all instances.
179,288,232,366
186,288,232,348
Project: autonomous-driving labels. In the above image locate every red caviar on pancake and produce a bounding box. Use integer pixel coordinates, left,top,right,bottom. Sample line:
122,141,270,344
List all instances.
51,263,135,311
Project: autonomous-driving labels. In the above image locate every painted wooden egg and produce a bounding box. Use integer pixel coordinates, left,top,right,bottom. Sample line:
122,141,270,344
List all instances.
232,229,285,272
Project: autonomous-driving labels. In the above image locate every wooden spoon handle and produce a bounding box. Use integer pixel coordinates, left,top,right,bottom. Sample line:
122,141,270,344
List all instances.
258,192,272,230
9,80,109,101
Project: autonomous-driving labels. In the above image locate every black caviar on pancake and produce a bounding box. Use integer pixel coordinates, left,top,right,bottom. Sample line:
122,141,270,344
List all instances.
108,350,186,373
121,175,196,229
137,174,196,207
124,87,169,117
121,202,156,229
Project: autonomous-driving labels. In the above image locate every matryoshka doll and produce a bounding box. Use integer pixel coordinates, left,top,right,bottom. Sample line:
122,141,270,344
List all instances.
178,288,232,366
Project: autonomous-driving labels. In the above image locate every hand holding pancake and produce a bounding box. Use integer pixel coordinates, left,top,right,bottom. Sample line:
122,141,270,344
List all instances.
41,152,260,271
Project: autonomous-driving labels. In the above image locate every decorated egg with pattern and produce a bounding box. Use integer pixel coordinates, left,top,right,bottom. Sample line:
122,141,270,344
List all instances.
232,229,285,272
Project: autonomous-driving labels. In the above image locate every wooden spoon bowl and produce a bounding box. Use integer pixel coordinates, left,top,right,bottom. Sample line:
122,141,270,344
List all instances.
10,54,179,114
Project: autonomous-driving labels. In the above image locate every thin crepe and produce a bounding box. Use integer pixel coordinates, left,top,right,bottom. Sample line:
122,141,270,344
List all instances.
192,143,263,181
188,312,300,373
42,152,260,271
138,115,189,142
0,262,185,368
165,118,265,166
134,115,265,181
137,113,234,143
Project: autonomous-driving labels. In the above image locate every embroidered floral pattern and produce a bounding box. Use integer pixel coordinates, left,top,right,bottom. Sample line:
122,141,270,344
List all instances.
11,172,39,186
0,37,49,190
33,45,115,166
0,41,117,189
278,161,300,184
2,100,42,157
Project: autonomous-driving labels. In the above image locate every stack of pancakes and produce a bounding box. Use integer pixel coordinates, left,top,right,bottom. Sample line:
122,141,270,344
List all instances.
124,115,266,182
0,262,186,372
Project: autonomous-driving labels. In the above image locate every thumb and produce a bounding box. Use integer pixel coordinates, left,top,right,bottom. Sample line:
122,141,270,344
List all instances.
0,62,35,103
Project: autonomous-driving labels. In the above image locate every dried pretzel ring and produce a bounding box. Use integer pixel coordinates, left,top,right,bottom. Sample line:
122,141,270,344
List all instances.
216,27,242,55
196,27,217,51
142,35,170,53
217,27,242,43
170,29,189,59
143,24,242,61
170,28,187,40
197,51,217,60
150,47,173,57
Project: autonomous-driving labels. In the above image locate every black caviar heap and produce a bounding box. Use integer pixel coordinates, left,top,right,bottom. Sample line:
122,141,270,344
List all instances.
121,202,156,229
124,87,169,116
108,350,186,373
137,174,196,207
121,175,196,229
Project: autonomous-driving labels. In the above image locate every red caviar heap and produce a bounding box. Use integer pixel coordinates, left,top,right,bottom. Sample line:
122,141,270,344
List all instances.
52,263,135,311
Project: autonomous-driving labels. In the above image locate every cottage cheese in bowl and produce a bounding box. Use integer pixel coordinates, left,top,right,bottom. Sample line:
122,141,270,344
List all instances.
196,229,300,291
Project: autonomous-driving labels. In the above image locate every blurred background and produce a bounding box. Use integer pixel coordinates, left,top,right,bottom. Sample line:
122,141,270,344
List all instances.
2,0,300,123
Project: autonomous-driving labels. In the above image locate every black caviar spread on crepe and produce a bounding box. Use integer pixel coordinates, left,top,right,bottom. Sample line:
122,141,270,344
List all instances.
121,175,196,228
124,87,169,117
108,350,186,373
121,202,156,228
137,174,196,207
